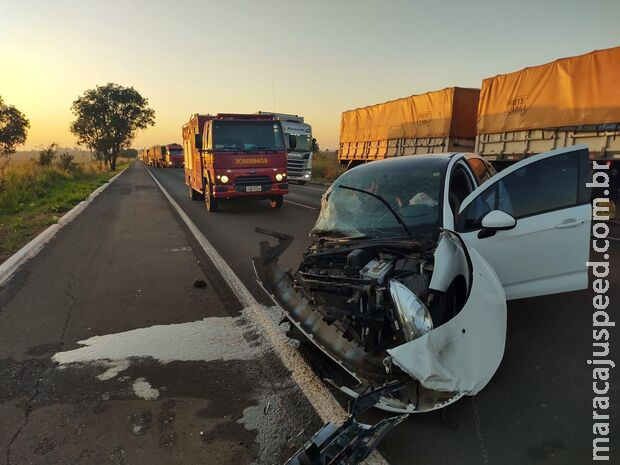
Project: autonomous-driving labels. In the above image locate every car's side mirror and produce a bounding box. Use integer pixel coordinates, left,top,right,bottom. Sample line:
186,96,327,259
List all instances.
479,210,516,238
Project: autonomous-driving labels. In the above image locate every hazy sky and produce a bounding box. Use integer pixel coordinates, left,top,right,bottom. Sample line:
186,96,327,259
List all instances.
1,0,619,151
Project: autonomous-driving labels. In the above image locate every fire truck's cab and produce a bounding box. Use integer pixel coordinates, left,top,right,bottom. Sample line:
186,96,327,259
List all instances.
184,113,289,212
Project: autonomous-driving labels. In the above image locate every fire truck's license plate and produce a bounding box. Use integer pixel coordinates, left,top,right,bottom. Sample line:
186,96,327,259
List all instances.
245,185,262,192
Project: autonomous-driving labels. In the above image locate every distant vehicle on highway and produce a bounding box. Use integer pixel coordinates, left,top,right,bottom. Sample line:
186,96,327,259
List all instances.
258,112,313,185
256,145,591,414
144,146,164,167
162,143,184,168
144,144,184,168
183,113,289,212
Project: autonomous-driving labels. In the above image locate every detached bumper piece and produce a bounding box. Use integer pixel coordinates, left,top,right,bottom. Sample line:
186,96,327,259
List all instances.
252,228,385,380
285,382,408,465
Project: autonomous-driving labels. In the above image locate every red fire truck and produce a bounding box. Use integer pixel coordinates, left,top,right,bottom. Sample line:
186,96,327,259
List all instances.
163,143,184,168
183,113,289,212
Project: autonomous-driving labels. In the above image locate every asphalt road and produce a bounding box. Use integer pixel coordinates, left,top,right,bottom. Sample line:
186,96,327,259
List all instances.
148,167,326,307
1,162,618,465
0,164,321,465
148,164,619,465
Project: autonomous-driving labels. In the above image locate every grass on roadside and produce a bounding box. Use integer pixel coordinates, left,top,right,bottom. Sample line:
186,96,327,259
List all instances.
311,151,346,184
0,159,131,264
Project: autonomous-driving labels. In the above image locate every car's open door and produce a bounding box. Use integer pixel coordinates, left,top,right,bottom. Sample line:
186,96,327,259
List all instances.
455,145,592,300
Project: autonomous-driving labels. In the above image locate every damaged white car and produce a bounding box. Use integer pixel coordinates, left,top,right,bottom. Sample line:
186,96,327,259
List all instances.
255,146,591,420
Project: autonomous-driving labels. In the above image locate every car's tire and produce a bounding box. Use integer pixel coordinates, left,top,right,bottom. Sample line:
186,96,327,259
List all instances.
270,196,283,209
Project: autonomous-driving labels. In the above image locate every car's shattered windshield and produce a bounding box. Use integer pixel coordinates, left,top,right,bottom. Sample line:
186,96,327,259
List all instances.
313,160,446,241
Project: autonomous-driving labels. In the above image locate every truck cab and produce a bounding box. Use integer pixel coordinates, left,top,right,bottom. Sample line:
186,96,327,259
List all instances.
184,113,289,212
258,112,313,184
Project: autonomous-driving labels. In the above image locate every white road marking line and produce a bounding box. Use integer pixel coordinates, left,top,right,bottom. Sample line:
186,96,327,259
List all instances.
146,168,390,465
291,184,328,192
283,199,318,210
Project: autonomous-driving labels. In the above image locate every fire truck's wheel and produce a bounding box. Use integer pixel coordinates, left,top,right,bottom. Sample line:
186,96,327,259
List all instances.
205,192,219,212
270,196,283,209
189,186,201,201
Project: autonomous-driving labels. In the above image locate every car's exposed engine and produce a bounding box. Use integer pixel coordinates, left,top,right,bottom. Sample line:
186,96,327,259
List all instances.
295,239,438,357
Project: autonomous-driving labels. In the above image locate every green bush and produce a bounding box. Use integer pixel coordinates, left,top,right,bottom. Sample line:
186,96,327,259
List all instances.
38,143,58,166
58,152,79,172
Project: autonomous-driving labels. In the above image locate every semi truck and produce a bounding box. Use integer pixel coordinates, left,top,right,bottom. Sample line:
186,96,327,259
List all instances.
183,113,289,212
476,46,620,169
338,87,480,168
143,145,184,167
257,112,313,184
144,146,164,167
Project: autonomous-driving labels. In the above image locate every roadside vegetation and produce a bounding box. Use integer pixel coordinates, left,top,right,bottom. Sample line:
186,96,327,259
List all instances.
311,150,346,183
0,145,132,263
0,85,153,264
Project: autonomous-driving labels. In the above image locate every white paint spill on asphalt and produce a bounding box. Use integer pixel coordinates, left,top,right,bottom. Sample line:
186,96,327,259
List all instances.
97,360,130,380
132,378,160,400
143,169,391,465
52,314,264,367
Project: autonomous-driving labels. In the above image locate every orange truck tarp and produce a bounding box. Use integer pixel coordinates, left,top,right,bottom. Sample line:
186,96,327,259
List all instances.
477,46,620,134
339,87,479,143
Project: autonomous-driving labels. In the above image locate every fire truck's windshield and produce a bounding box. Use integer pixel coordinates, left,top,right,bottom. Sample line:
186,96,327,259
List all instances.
213,121,284,151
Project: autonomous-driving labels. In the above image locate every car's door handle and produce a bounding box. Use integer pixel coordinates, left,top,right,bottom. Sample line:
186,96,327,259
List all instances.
555,219,585,229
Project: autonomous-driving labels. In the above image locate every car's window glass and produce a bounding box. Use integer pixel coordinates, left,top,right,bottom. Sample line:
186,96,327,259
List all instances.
313,160,446,241
459,152,579,231
467,158,494,184
481,158,497,178
448,164,474,219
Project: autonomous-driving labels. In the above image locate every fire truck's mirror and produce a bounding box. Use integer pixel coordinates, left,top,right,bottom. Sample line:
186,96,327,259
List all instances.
194,134,203,150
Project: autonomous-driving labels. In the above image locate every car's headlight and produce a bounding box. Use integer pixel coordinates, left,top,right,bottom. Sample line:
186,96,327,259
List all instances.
389,279,433,341
275,173,284,182
220,175,229,184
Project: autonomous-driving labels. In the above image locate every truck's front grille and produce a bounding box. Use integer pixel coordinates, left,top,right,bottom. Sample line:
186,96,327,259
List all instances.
287,159,306,177
234,176,273,192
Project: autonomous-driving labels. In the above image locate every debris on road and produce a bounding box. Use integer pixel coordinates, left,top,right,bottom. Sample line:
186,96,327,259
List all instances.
285,382,408,465
132,377,160,400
